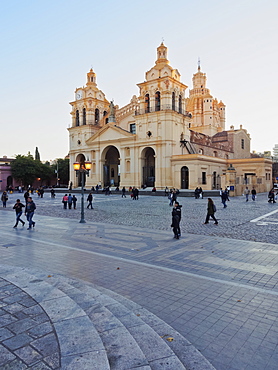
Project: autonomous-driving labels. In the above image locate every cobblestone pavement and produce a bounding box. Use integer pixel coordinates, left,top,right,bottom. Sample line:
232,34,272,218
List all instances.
2,191,278,244
0,277,60,369
0,192,277,369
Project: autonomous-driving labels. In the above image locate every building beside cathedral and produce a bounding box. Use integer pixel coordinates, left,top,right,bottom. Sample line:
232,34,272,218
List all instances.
68,43,272,195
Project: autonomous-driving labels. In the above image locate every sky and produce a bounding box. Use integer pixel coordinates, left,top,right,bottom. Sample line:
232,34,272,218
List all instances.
0,0,277,161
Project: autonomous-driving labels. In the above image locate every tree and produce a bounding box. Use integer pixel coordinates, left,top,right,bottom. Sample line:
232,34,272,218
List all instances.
51,158,69,185
11,154,40,187
35,147,40,161
36,162,53,186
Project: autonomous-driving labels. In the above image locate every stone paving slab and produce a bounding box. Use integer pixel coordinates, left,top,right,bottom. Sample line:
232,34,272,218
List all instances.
0,198,277,369
0,266,216,370
0,277,60,369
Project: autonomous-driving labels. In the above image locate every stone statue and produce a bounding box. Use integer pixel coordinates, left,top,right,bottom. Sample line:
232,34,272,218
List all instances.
109,101,115,117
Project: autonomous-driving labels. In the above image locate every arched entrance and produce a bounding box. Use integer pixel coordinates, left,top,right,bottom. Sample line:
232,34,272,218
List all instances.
181,166,189,189
103,146,120,187
142,147,155,187
6,176,13,188
75,154,86,187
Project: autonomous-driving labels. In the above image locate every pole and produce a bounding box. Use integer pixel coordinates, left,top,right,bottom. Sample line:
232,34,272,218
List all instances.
56,162,59,186
80,170,86,223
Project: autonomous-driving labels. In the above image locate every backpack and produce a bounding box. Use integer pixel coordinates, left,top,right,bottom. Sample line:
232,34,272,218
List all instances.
213,204,217,213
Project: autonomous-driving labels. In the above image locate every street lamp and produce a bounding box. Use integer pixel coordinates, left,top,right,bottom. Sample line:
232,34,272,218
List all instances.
73,160,92,223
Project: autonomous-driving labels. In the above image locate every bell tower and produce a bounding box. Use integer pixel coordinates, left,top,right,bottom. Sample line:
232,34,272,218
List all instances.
86,68,97,86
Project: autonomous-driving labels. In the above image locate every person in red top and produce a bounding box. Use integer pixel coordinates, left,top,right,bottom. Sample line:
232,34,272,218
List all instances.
62,194,68,209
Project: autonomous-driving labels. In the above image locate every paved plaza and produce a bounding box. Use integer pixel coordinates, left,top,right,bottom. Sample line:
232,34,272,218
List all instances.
0,191,277,369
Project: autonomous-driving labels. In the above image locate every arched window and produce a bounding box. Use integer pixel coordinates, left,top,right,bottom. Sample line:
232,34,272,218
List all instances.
179,95,182,113
172,92,175,111
111,168,115,177
95,108,99,124
155,91,161,111
145,94,150,113
76,110,79,126
83,108,86,125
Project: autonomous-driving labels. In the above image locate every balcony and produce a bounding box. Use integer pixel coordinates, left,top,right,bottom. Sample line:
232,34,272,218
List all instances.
135,105,192,118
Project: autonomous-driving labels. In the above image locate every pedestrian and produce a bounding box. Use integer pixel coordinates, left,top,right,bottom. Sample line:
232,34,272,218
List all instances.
171,201,182,239
87,192,94,209
204,198,218,225
134,187,139,200
40,188,44,198
50,188,55,198
251,187,256,201
165,186,169,197
25,197,36,230
72,195,77,209
62,194,68,209
194,187,199,199
1,191,8,207
122,186,126,198
13,199,25,228
244,187,250,202
68,194,73,209
24,190,30,204
199,187,203,199
221,189,228,208
96,184,99,194
268,188,276,203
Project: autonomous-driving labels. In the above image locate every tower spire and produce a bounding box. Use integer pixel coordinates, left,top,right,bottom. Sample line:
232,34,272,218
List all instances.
198,57,201,71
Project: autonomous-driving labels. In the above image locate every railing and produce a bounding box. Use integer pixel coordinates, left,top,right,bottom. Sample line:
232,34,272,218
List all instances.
135,105,192,118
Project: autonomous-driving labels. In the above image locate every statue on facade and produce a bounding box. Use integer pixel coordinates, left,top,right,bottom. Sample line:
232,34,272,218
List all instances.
108,100,115,123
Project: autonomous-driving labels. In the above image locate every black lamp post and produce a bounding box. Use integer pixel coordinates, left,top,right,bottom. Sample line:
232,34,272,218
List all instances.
73,161,91,223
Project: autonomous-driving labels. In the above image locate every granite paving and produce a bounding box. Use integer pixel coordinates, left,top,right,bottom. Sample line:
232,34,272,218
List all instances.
0,191,277,369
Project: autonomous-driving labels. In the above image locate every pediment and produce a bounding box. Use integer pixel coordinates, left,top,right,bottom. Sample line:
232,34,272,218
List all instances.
86,123,134,144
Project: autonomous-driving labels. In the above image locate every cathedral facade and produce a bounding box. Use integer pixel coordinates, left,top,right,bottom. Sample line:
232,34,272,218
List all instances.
68,43,272,195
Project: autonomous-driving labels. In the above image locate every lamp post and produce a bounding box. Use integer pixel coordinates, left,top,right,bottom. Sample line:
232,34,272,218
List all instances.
73,161,92,223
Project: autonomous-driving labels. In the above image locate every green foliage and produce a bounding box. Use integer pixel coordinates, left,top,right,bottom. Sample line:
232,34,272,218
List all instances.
11,154,39,187
51,158,69,185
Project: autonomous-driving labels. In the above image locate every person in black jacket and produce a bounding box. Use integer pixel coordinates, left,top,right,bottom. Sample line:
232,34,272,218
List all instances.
25,197,36,230
171,201,182,239
13,199,25,228
87,193,94,209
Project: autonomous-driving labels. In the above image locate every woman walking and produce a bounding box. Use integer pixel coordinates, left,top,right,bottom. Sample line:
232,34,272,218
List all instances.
204,198,218,225
1,191,8,207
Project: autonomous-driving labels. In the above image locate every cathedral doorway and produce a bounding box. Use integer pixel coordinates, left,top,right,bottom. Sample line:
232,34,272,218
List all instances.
103,146,120,187
75,154,86,187
142,147,155,187
181,166,189,189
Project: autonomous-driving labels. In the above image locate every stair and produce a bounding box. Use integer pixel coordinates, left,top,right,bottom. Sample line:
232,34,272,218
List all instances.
0,266,215,370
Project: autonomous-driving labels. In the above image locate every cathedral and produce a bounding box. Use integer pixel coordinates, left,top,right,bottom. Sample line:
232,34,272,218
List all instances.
68,43,272,195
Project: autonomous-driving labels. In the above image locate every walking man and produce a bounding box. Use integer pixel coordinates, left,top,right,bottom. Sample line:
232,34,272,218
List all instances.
25,197,36,230
244,187,250,202
87,193,94,209
171,201,182,239
72,195,77,209
251,187,256,201
13,199,25,228
68,194,73,209
122,186,126,198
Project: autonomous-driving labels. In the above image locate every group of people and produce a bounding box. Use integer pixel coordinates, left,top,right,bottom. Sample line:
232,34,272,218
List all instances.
62,194,78,209
194,187,203,199
12,196,36,230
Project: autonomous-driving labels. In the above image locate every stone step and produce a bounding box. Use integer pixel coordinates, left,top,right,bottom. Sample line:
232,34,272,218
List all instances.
0,266,215,369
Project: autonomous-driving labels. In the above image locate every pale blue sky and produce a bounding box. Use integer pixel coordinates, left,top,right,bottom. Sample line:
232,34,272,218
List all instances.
0,0,277,160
